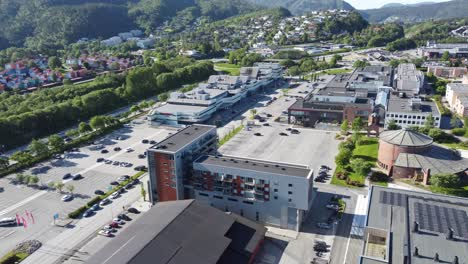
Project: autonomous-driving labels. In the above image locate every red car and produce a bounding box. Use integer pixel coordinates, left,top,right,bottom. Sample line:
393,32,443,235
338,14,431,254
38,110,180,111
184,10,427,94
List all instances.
109,222,119,228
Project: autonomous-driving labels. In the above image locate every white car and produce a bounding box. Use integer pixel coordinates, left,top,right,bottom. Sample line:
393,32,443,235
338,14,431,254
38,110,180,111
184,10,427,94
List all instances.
99,198,111,206
61,195,73,202
110,192,120,199
98,230,112,237
112,218,125,225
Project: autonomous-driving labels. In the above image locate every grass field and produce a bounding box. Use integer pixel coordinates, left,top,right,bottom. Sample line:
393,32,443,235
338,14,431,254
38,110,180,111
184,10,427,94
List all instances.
214,63,241,76
331,137,379,187
401,179,468,198
321,68,352,75
441,142,468,150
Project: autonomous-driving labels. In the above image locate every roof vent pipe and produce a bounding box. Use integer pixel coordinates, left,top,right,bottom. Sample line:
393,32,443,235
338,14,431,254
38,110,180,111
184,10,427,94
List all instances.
453,256,459,264
413,221,419,233
447,228,454,240
413,247,419,257
434,253,439,262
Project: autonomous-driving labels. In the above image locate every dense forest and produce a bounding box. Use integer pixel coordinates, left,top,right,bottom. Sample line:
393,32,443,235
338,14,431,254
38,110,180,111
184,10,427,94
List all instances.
360,0,468,23
0,58,215,148
0,0,258,53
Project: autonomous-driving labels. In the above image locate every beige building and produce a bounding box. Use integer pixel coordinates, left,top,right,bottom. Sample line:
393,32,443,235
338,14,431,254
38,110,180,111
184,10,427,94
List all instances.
446,83,468,116
427,66,467,79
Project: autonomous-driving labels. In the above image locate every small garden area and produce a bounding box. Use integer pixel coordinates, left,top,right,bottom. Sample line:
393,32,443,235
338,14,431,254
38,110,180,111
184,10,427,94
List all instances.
219,125,244,146
331,136,379,188
401,173,468,198
214,63,241,76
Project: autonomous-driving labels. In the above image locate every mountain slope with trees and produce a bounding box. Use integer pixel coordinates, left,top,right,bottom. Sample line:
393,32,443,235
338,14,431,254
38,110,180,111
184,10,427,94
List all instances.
245,0,354,15
0,0,258,52
360,0,468,23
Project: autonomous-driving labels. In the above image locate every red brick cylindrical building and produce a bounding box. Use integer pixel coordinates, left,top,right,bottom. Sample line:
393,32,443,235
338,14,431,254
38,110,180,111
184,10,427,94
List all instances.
378,128,433,175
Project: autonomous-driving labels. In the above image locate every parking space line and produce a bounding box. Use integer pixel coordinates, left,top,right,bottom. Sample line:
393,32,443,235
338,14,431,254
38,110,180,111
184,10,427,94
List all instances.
0,190,47,217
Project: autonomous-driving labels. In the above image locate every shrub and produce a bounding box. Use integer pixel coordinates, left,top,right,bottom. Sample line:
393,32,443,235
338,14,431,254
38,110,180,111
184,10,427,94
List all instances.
430,173,460,188
86,196,102,207
369,171,388,182
452,128,466,136
68,206,88,219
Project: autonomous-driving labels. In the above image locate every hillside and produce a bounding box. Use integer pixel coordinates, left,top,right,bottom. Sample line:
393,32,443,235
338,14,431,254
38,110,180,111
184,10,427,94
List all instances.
245,0,354,15
0,0,258,52
361,0,468,23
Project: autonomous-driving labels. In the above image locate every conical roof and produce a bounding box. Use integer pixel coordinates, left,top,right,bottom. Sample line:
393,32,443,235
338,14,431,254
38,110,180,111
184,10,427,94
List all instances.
379,128,433,147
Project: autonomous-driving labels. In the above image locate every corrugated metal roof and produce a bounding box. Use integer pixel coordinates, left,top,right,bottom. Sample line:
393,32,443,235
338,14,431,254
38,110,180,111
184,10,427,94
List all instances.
380,129,433,147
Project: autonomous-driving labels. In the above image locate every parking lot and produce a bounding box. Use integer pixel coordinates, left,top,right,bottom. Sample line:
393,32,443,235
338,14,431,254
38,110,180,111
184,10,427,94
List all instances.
0,119,173,256
220,122,340,177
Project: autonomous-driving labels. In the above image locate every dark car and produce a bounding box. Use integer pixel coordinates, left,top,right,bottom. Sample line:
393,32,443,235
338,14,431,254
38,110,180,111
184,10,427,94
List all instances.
132,179,140,185
149,140,157,144
101,149,109,154
97,157,104,163
279,132,288,136
254,133,262,136
95,190,105,195
114,147,121,151
321,165,331,170
142,139,149,144
127,207,140,214
83,209,94,218
117,213,131,221
134,165,146,171
62,173,72,180
286,128,292,131
110,181,119,186
259,119,266,123
291,129,300,134
125,184,133,190
262,123,270,126
314,178,325,183
138,154,145,159
266,114,273,117
72,174,82,180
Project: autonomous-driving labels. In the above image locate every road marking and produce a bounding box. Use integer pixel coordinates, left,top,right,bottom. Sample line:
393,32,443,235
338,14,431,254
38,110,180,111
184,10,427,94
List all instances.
103,235,136,264
0,190,47,217
0,230,16,238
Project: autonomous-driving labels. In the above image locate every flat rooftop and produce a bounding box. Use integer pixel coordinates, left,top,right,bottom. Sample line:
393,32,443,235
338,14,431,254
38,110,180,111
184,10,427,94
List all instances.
150,125,215,153
194,155,312,178
361,186,468,264
87,200,266,264
154,103,209,114
387,95,440,115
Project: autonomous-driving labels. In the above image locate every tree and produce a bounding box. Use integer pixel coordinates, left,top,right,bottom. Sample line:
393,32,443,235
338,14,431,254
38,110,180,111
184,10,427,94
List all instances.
29,139,49,157
352,117,364,132
158,93,169,102
250,109,257,120
15,173,26,184
350,158,372,176
389,59,401,68
140,183,147,201
89,116,106,130
340,120,348,134
441,51,450,61
55,182,65,193
387,119,400,130
27,175,39,186
430,173,459,188
48,181,56,190
66,184,75,194
335,148,352,167
424,114,435,129
48,56,62,69
0,156,9,169
65,129,79,138
130,105,140,113
353,60,370,68
63,79,73,85
280,59,296,68
48,135,64,152
78,122,92,134
10,151,33,164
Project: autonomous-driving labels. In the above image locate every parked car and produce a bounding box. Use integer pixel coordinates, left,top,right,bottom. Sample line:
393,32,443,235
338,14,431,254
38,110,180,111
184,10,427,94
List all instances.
266,114,273,117
127,207,140,214
138,154,145,159
142,139,149,144
110,192,120,199
149,140,157,144
314,178,325,183
316,223,331,229
83,209,94,218
96,158,104,163
72,174,82,180
279,132,288,136
286,127,292,131
132,179,140,185
321,165,331,170
62,173,72,180
291,129,300,134
112,218,125,225
99,198,111,206
94,190,105,195
103,225,117,232
118,175,130,182
98,230,113,237
125,184,133,190
117,214,131,221
110,181,119,186
61,195,73,202
101,149,109,154
90,204,100,211
104,159,112,164
262,123,270,126
126,148,134,153
114,147,121,151
134,165,146,171
254,133,262,136
113,161,120,166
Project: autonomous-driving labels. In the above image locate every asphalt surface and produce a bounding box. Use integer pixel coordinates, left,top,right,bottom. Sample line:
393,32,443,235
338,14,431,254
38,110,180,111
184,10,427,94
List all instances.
0,119,171,257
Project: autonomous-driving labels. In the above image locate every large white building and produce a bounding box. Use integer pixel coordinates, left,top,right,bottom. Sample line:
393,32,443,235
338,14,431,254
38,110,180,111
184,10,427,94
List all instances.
394,64,424,95
385,95,441,129
149,63,283,126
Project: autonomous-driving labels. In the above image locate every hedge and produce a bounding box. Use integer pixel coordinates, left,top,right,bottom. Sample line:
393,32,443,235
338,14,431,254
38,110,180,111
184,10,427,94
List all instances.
68,171,145,219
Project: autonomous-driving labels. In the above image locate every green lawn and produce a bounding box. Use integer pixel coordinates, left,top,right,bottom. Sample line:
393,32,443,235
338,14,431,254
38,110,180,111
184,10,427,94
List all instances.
214,63,241,76
401,179,468,197
321,68,352,75
331,137,379,188
441,142,468,150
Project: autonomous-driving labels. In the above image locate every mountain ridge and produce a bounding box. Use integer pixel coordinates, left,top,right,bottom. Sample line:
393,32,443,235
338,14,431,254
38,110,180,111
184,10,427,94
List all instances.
244,0,354,15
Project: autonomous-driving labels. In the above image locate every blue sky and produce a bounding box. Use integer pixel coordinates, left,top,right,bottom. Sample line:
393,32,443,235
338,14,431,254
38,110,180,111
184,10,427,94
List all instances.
347,0,451,9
